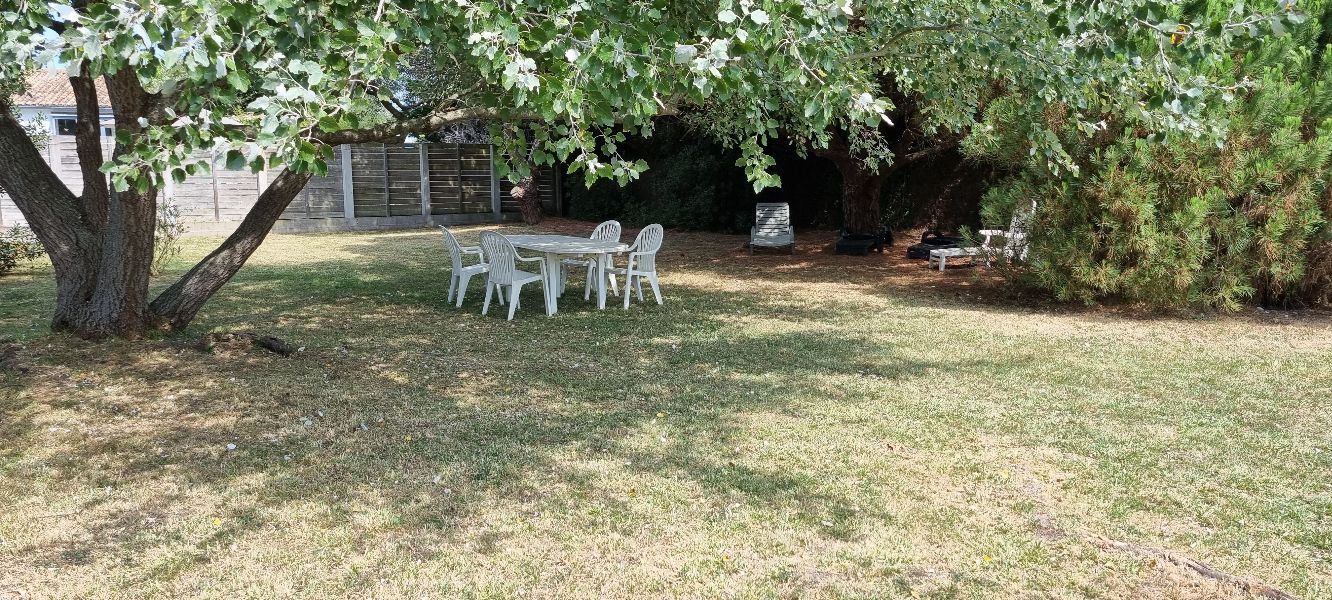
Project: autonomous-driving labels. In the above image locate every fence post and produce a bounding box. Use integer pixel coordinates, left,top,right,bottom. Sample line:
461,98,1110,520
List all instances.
419,143,431,223
381,143,391,216
341,144,355,223
209,152,220,221
553,166,563,216
489,144,501,221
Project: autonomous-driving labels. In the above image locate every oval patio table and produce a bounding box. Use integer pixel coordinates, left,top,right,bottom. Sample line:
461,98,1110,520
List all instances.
504,234,630,314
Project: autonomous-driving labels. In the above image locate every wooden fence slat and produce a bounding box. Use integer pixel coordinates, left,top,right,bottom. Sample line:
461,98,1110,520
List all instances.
2,137,509,228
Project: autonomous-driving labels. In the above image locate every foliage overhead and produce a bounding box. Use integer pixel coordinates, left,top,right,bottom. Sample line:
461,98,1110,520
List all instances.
0,0,1301,193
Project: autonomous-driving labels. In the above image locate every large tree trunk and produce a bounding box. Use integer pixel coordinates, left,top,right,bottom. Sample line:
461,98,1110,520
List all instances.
817,121,962,236
149,169,313,329
833,157,885,235
55,69,160,338
4,66,490,340
0,103,104,332
510,172,543,224
816,133,885,235
56,184,157,338
2,71,156,338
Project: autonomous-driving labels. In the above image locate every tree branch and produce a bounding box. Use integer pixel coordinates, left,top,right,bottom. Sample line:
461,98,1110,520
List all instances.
0,98,92,263
311,106,510,145
897,137,959,167
149,168,313,328
1089,535,1297,600
845,25,964,61
69,64,109,234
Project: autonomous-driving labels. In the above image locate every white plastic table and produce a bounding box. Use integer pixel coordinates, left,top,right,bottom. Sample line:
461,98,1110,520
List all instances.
505,234,630,313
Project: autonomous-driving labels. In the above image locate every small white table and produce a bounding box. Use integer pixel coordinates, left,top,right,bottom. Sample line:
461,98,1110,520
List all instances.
505,234,630,313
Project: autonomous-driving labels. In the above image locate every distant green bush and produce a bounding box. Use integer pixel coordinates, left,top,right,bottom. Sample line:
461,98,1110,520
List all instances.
973,2,1332,309
152,202,187,275
0,225,45,276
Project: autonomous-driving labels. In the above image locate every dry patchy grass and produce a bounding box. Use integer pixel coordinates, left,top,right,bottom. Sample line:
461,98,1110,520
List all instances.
1,220,1330,599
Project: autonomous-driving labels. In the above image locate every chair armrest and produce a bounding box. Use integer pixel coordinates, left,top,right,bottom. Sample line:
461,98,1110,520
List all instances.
514,254,547,274
461,246,483,255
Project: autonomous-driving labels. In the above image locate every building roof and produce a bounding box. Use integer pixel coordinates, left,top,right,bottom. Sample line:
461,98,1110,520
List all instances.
13,69,111,108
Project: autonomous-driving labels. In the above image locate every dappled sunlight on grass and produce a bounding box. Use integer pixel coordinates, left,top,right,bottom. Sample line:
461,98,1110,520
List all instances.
1,220,1330,598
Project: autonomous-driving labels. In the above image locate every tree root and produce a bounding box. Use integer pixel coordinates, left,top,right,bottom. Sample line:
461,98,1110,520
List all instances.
1088,534,1299,600
196,332,298,357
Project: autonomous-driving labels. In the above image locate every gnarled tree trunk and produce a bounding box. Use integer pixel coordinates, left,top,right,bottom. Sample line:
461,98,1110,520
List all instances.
0,70,313,339
830,156,885,235
510,171,543,224
816,132,885,235
506,142,543,224
3,65,492,340
0,72,158,339
816,118,963,237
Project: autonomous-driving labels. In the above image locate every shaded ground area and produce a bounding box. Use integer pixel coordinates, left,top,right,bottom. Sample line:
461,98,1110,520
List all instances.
1,221,1329,599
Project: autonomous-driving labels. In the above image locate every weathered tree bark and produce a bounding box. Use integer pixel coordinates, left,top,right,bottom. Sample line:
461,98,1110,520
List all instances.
817,122,962,236
829,154,886,235
149,168,313,329
61,69,160,338
816,133,885,235
2,69,160,338
0,101,103,333
510,170,543,224
69,64,109,234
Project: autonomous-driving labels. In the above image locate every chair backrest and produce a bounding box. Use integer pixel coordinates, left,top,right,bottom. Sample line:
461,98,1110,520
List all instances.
479,231,519,284
439,226,467,272
591,220,622,242
629,224,664,271
754,203,791,234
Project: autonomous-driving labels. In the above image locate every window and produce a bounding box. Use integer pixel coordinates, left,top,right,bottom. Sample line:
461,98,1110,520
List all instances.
52,117,114,137
54,117,77,136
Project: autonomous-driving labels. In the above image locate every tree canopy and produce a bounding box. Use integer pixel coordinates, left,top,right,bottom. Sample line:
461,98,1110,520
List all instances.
0,0,1303,337
3,1,1299,186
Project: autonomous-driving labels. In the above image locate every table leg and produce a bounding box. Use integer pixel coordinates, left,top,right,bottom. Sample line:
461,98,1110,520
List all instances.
597,253,608,310
545,252,561,316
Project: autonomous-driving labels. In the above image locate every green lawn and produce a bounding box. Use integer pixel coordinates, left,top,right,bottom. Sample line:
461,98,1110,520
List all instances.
1,222,1330,599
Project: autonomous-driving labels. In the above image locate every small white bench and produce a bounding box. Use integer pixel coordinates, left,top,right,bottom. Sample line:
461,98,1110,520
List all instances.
928,204,1034,272
928,246,985,271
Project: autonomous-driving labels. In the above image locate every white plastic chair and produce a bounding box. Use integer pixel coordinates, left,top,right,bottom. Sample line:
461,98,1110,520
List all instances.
561,220,622,300
440,226,490,308
928,202,1034,271
608,224,664,309
479,231,552,320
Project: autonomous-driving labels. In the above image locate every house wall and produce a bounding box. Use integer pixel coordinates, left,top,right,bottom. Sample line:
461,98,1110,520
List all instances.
0,135,560,234
15,106,115,135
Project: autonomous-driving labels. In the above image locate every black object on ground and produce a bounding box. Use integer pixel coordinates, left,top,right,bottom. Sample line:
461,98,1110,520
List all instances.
835,228,894,256
906,231,962,260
